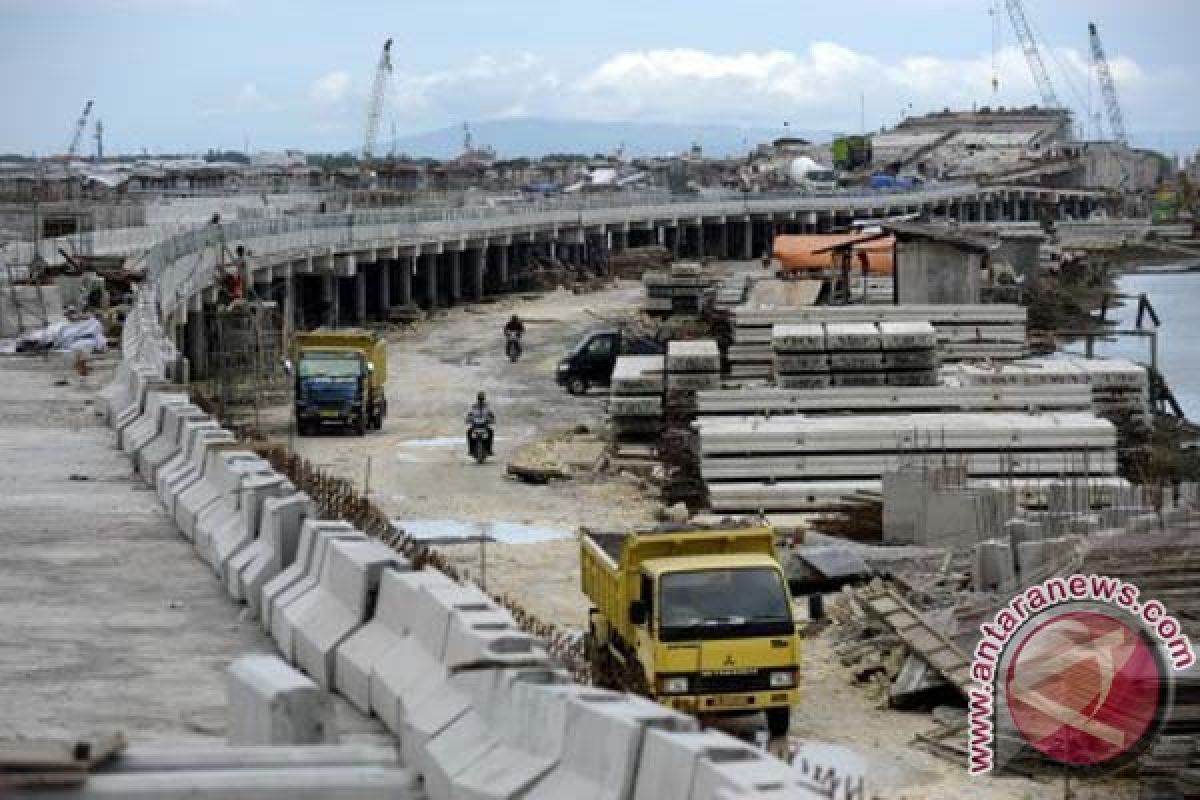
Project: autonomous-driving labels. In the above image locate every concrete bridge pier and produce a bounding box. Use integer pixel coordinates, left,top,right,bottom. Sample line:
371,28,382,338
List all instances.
447,250,462,304
495,244,509,288
399,256,413,307
377,260,391,320
668,226,681,260
742,217,754,260
320,274,335,327
354,267,367,324
422,253,438,310
469,248,485,301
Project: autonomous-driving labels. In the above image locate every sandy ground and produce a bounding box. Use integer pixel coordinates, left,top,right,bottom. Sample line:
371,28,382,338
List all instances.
269,278,1135,799
0,355,382,743
279,283,661,626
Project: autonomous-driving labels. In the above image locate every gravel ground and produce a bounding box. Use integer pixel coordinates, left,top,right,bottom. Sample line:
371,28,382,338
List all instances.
268,279,1135,799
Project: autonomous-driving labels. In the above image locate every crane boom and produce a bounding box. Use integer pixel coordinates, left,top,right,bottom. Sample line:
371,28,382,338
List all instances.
1003,0,1061,108
67,100,94,158
1088,22,1128,145
362,39,394,162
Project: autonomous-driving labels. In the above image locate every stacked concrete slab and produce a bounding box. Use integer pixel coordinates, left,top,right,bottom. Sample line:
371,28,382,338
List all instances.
771,321,939,389
944,356,1150,416
666,340,721,392
642,262,718,315
695,411,1119,512
608,354,664,460
730,303,1027,379
99,346,865,800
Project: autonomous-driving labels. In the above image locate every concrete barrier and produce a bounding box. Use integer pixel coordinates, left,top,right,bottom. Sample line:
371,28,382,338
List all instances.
634,729,772,800
411,583,497,661
119,390,190,455
436,679,582,800
111,368,164,432
192,459,278,562
292,539,409,688
524,689,697,800
260,519,355,632
156,427,233,511
355,570,458,717
136,404,210,484
370,635,448,738
175,450,266,540
96,743,401,772
418,666,571,800
98,361,134,422
204,472,290,575
228,492,315,608
270,525,366,661
442,603,547,672
225,654,337,746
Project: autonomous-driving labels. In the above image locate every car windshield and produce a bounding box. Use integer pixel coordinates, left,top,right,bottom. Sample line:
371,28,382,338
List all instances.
808,170,836,182
297,356,361,378
659,568,791,631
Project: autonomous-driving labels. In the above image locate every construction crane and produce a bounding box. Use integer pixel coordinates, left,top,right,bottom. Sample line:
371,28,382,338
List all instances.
362,38,393,163
1088,21,1128,145
66,100,94,158
1003,0,1061,108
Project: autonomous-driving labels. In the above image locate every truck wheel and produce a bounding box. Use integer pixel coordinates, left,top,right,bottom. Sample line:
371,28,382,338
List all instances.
567,376,588,396
766,708,791,739
355,416,367,436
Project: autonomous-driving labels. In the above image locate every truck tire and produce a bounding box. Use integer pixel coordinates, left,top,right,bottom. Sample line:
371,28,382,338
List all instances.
567,376,588,396
355,416,367,436
766,707,791,739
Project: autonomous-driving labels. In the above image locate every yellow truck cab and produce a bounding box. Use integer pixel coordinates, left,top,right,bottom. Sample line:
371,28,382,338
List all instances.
581,526,800,738
288,329,388,436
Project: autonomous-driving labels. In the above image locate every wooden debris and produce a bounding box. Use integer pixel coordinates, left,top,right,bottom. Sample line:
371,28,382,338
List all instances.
0,732,126,789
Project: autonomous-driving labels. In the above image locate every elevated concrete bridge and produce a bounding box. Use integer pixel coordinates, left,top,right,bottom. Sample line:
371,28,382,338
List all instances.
111,183,1102,376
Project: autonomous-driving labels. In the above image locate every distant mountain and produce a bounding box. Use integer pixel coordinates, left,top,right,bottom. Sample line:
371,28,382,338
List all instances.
388,117,835,160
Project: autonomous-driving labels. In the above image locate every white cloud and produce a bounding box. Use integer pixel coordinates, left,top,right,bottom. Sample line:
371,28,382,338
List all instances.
310,71,352,105
380,43,1163,135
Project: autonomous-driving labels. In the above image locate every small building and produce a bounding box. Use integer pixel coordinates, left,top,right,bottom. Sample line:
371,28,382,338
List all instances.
887,222,992,305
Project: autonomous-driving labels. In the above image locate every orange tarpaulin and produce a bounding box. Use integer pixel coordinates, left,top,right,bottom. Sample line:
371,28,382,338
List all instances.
774,234,895,275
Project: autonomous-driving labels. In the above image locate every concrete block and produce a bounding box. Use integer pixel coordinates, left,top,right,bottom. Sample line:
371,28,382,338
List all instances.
525,690,697,800
225,654,337,745
102,743,401,772
120,390,189,455
411,583,496,660
396,656,471,768
293,540,408,688
446,681,582,800
206,473,290,579
636,728,806,800
113,370,166,440
360,571,458,718
260,519,354,633
229,492,315,610
19,766,421,799
136,404,207,484
442,605,547,671
156,424,229,507
271,527,366,662
191,456,274,557
972,540,1015,593
370,636,447,736
98,361,134,422
173,449,261,539
418,666,570,800
339,568,445,714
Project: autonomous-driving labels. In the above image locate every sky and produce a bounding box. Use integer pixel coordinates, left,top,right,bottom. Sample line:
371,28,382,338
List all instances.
0,0,1197,157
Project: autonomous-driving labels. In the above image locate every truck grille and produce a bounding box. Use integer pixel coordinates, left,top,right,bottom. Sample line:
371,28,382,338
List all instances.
693,670,773,694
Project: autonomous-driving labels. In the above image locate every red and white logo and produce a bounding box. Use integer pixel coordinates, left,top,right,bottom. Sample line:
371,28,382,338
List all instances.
1004,610,1164,767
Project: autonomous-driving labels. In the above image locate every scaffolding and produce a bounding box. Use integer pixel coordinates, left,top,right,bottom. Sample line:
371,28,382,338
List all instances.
202,302,289,428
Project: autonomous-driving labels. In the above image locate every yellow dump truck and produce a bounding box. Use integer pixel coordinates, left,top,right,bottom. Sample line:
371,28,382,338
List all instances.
581,525,801,737
288,329,388,436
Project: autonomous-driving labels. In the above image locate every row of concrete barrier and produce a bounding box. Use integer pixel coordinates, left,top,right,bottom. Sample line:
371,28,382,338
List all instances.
98,361,859,800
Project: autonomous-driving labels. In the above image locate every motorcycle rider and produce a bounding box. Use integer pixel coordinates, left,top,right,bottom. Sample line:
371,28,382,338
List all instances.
504,314,525,338
464,391,496,456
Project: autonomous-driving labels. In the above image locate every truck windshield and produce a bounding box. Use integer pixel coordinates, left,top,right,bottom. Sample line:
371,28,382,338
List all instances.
659,568,792,641
297,357,361,378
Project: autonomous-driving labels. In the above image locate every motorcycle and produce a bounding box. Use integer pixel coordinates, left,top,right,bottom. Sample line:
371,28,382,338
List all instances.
505,330,522,362
468,422,492,464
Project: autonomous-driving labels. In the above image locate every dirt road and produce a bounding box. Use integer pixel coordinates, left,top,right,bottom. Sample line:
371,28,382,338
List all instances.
283,283,660,626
